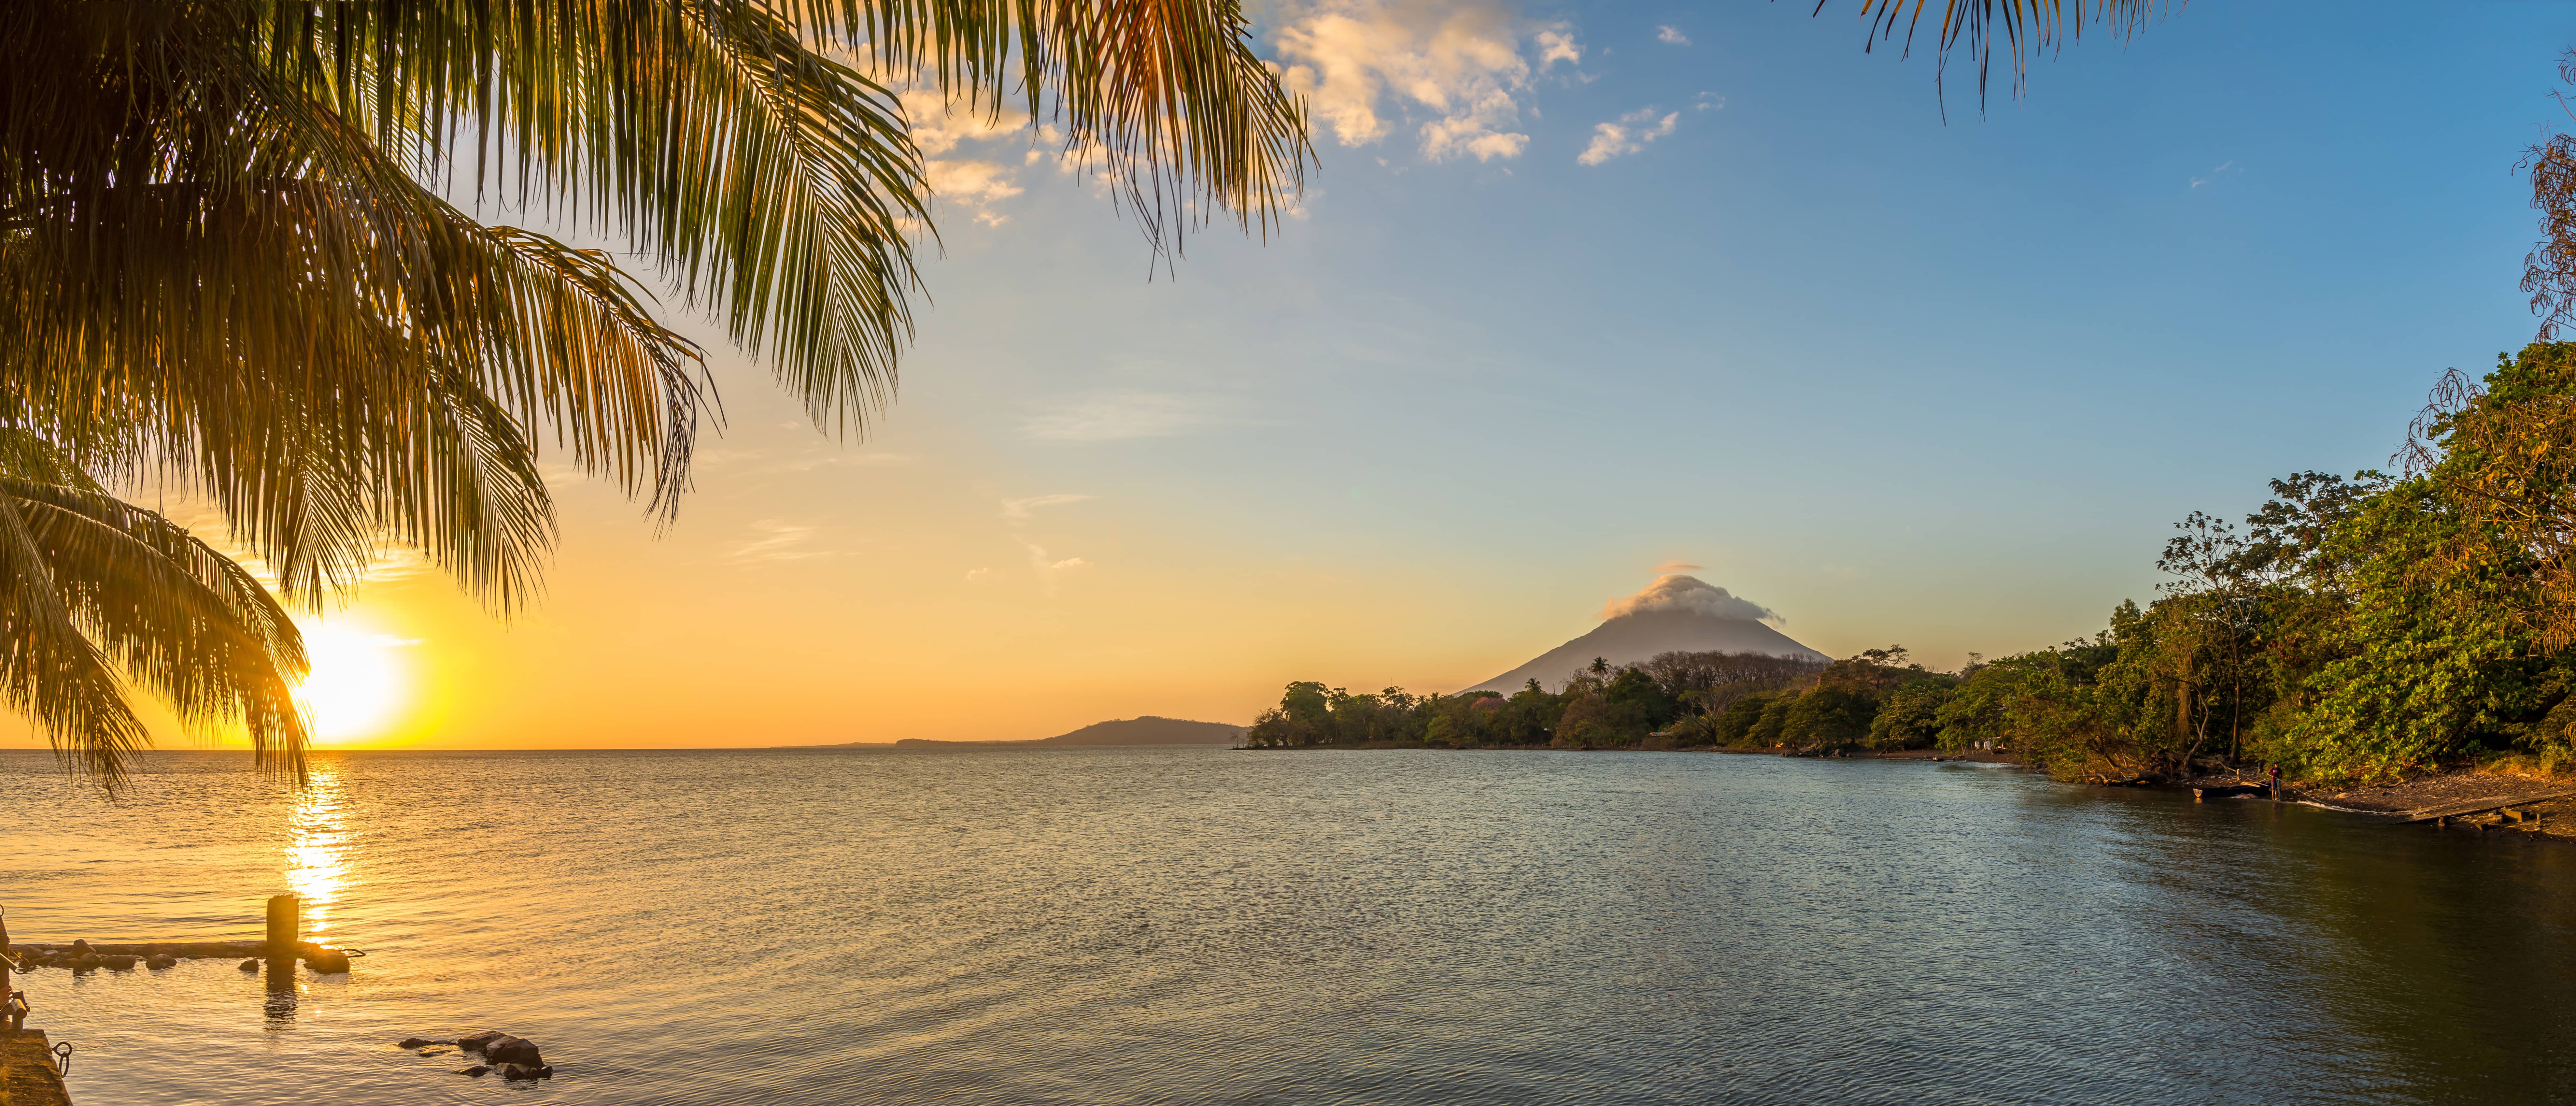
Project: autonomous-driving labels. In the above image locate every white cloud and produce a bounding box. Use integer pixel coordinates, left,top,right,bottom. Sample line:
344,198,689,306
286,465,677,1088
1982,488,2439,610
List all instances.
899,89,1027,157
1000,493,1092,521
1600,574,1779,624
965,567,992,582
1656,25,1690,45
1269,0,1580,163
1694,92,1724,111
2191,160,2236,189
727,519,843,563
1652,560,1706,574
764,451,921,475
1020,539,1090,593
924,159,1025,226
1577,108,1679,166
1533,26,1582,68
1024,393,1216,441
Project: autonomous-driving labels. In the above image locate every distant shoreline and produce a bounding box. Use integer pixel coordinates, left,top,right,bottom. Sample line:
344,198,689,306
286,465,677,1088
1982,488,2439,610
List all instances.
1241,741,2029,765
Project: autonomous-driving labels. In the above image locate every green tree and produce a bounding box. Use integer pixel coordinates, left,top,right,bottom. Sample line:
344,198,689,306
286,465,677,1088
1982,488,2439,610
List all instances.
1712,693,1777,746
1501,680,1562,745
1867,679,1956,750
1599,667,1679,743
1749,695,1797,746
1783,686,1876,748
1552,693,1614,749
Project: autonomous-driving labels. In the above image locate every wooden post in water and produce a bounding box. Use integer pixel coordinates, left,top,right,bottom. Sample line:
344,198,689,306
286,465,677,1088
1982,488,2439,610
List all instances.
265,895,300,959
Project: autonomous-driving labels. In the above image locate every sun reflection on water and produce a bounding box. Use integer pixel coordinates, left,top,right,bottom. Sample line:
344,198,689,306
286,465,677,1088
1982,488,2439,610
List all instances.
283,764,352,938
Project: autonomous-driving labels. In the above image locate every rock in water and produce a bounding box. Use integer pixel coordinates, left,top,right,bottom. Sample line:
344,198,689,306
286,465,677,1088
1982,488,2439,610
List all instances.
397,1037,447,1049
99,955,139,970
455,1030,508,1053
303,950,352,973
237,959,260,971
146,954,177,970
493,1062,553,1080
482,1034,544,1067
455,1066,490,1078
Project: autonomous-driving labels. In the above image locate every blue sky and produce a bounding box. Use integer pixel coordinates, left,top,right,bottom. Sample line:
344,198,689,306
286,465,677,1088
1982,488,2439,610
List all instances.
54,0,2576,751
870,0,2576,672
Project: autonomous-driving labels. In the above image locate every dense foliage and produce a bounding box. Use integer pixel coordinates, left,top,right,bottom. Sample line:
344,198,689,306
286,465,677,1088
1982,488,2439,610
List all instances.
1236,647,1937,747
1895,343,2576,782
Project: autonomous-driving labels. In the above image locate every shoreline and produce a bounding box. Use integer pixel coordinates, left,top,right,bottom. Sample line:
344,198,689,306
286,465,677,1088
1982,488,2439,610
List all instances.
1245,742,2576,842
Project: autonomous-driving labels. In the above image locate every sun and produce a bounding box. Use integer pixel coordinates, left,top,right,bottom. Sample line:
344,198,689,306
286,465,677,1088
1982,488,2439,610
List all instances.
292,620,413,744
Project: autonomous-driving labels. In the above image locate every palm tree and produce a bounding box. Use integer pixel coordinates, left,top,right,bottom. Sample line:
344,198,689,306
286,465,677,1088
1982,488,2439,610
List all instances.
0,1,1309,785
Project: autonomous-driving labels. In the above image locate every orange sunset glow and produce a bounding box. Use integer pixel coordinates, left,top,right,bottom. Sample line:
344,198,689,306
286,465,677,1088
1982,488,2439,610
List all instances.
13,6,2576,1106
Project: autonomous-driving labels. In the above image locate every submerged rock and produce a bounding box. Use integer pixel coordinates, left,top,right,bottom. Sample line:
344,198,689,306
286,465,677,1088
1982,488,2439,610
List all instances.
302,950,352,973
492,1062,553,1081
146,954,177,970
397,1037,448,1049
455,1065,490,1078
455,1030,508,1052
481,1034,543,1067
99,955,139,970
237,959,260,971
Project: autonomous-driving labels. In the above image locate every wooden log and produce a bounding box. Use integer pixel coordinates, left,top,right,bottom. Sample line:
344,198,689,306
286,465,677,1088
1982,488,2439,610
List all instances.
2393,786,2576,824
19,941,265,960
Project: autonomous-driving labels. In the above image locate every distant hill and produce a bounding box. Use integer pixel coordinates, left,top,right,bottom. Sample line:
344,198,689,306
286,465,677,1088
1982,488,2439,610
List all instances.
1031,716,1245,745
1470,576,1828,694
802,715,1245,750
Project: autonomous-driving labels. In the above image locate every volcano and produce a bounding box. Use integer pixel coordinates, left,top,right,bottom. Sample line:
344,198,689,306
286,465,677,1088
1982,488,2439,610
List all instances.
1467,575,1827,694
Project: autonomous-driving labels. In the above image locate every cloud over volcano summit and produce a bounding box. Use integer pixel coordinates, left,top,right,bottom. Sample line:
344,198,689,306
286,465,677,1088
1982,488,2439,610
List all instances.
1468,574,1824,693
1598,574,1778,624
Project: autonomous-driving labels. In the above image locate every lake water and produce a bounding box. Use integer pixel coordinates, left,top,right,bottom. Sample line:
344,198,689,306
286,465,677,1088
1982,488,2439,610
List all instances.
0,747,2572,1105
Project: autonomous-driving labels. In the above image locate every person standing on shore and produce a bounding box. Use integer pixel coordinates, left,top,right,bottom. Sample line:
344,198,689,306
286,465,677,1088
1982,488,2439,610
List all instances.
2268,763,2284,802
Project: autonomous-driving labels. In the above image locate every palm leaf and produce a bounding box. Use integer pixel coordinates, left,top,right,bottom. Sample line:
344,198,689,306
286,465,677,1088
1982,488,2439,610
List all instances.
1815,0,2175,107
0,440,309,792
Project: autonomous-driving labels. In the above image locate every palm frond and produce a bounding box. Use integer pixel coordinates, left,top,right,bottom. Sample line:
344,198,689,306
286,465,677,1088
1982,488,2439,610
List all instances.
0,490,151,791
833,0,1313,254
251,0,927,434
0,14,706,608
1815,0,2175,107
0,453,308,792
4,480,309,779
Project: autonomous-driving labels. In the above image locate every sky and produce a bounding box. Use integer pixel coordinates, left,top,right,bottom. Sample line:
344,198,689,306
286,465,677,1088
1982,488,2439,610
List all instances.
17,0,2576,751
